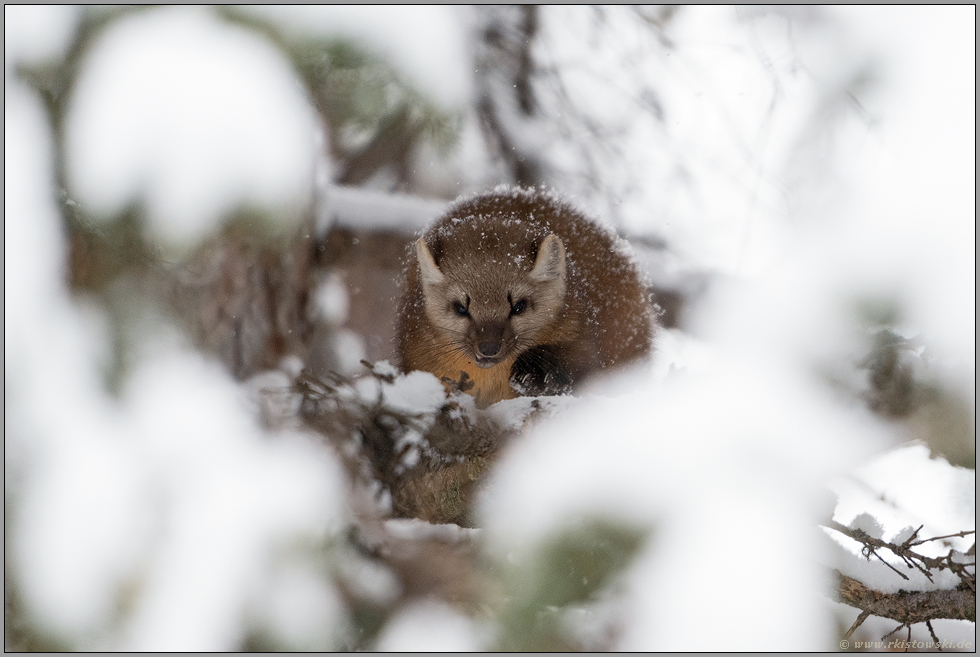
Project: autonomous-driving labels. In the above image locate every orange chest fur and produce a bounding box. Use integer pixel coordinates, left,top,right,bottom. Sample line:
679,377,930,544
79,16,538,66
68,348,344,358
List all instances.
432,352,519,407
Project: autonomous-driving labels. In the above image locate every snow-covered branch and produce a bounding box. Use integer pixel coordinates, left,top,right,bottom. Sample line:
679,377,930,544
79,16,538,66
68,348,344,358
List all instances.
293,361,565,527
826,521,975,589
827,520,976,639
835,570,975,637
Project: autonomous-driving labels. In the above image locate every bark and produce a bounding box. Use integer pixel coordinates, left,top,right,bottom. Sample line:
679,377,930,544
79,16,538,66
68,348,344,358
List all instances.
835,569,976,625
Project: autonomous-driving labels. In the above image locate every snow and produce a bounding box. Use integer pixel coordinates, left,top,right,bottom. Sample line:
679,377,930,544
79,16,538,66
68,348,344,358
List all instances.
328,366,446,420
371,359,400,380
117,350,346,651
528,5,976,331
242,6,472,112
5,5,974,652
484,395,579,433
374,599,484,652
848,513,885,540
825,526,965,596
9,332,350,650
6,79,140,641
466,10,976,638
824,7,976,374
650,327,715,384
332,329,368,376
384,518,481,544
251,560,345,651
65,7,317,251
337,552,402,608
313,273,350,325
4,5,79,68
4,82,71,366
529,6,804,269
834,444,975,544
7,55,347,651
478,345,889,650
320,184,447,235
816,443,976,596
381,370,447,416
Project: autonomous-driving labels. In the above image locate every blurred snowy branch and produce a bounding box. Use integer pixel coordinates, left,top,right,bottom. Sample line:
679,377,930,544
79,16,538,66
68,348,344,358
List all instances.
473,6,545,187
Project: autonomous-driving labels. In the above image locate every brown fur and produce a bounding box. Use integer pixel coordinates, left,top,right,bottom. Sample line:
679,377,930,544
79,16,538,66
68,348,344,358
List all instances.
397,188,654,406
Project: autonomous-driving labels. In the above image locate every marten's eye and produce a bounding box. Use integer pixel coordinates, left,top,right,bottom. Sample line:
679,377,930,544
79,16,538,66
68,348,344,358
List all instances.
453,301,469,317
510,299,528,316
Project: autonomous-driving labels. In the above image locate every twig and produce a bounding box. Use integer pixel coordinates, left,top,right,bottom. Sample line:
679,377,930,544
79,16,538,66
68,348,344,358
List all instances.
925,620,941,652
910,530,976,547
871,547,912,580
825,520,976,589
842,609,871,640
827,520,911,580
881,622,905,641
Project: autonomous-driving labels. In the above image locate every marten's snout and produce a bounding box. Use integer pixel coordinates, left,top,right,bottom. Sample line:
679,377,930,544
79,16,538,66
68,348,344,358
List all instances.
474,323,506,364
477,341,501,357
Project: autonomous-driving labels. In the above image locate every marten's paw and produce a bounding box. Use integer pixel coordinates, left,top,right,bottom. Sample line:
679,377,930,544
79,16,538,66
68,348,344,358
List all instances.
510,345,573,397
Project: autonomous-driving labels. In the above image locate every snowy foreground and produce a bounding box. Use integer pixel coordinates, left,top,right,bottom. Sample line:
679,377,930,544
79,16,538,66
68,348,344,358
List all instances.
6,313,974,649
6,5,975,652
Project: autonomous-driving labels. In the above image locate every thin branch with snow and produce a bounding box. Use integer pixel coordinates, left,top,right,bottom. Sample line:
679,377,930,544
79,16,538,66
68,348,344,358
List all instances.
826,520,976,589
827,521,976,641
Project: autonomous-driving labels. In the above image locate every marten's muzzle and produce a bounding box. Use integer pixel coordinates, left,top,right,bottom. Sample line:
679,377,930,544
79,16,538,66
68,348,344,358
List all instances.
473,323,507,367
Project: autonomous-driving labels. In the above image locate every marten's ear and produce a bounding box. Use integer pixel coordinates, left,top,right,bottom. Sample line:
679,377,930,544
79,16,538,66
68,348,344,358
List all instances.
415,238,445,287
530,234,566,282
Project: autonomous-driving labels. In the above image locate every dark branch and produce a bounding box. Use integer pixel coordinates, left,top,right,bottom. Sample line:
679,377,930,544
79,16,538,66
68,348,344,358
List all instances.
825,520,976,591
834,569,976,625
911,530,976,547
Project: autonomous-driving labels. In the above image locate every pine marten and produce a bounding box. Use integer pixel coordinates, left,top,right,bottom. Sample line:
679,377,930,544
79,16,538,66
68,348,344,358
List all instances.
396,188,654,407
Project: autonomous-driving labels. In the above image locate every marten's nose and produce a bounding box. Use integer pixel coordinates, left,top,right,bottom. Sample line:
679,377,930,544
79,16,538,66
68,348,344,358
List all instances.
478,341,501,357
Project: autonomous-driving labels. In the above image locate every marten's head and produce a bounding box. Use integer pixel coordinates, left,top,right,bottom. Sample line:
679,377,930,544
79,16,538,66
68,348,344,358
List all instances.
414,230,567,369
